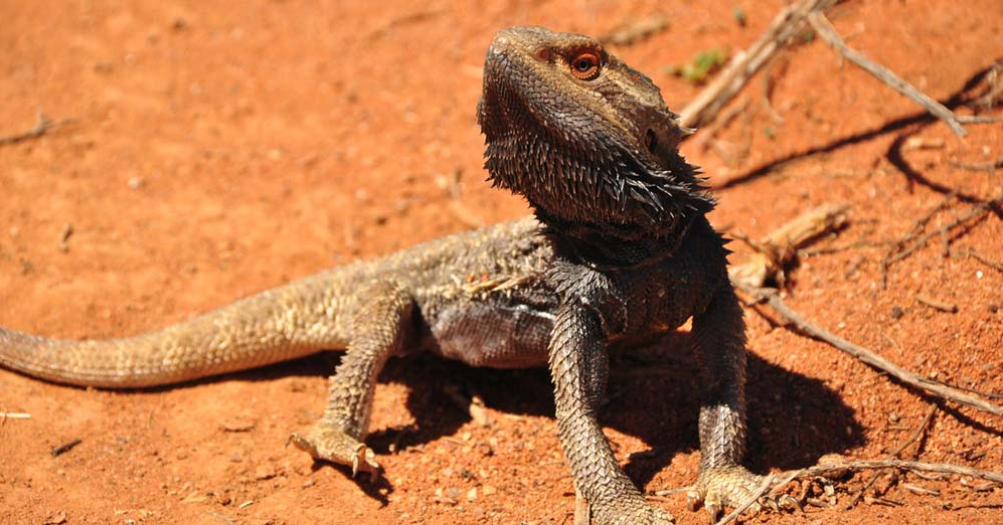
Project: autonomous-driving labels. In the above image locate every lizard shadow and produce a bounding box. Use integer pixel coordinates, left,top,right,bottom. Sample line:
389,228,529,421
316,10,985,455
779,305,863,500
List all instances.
166,325,861,503
363,329,863,493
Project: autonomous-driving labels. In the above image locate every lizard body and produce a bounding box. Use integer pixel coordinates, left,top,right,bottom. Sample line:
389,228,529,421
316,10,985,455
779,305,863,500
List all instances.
1,27,764,523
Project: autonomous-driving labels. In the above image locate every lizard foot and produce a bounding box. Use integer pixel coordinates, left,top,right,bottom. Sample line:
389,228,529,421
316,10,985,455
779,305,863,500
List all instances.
592,500,675,525
685,466,795,522
288,425,381,480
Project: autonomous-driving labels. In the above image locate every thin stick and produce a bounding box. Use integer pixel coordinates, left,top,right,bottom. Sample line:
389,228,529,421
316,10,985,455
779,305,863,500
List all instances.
781,459,1003,485
847,405,936,508
50,438,83,457
887,196,1000,266
954,248,1003,273
0,112,53,146
679,0,836,129
902,483,940,496
915,294,958,313
737,285,1003,417
956,115,1001,124
714,473,774,525
949,156,1003,173
891,405,937,457
807,13,966,136
921,376,1003,400
0,412,32,428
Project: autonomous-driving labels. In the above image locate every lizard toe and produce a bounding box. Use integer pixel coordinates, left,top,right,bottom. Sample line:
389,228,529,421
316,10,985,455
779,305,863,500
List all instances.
686,466,769,519
288,426,381,480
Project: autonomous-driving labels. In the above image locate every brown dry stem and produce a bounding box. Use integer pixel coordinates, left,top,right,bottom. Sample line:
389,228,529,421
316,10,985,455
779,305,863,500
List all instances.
679,0,837,129
807,12,967,136
780,459,1003,485
0,112,54,146
845,405,936,509
729,203,849,289
737,284,1003,417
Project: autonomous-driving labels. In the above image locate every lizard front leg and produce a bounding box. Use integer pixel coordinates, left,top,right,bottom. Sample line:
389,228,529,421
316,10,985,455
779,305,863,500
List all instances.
550,302,673,525
289,281,415,478
686,283,763,520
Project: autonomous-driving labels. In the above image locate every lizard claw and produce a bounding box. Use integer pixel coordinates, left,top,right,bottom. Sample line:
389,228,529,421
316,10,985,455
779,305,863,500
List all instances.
686,466,796,520
288,426,381,481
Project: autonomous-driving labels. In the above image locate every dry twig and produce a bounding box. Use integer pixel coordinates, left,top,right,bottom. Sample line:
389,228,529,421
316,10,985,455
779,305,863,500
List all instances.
0,412,32,427
50,438,82,457
949,156,1003,174
737,285,1003,417
0,112,54,146
679,0,837,129
915,294,958,313
807,13,967,136
781,459,1003,485
846,405,936,509
882,193,1002,287
954,248,1003,273
729,203,849,289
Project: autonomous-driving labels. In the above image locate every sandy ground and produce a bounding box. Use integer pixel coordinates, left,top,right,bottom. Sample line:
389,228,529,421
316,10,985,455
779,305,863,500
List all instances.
1,0,1002,523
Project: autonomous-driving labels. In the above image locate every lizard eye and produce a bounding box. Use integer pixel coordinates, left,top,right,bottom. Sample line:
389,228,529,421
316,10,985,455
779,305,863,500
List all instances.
570,52,600,80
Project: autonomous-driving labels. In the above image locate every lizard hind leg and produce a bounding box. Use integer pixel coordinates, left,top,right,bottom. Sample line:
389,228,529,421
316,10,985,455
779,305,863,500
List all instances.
288,281,416,480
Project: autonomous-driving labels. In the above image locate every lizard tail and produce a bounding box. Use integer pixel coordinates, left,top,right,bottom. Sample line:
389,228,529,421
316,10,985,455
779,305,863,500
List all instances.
0,271,354,388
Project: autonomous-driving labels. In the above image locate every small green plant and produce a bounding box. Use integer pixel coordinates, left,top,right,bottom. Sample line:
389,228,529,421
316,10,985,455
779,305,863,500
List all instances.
733,6,747,27
670,48,728,84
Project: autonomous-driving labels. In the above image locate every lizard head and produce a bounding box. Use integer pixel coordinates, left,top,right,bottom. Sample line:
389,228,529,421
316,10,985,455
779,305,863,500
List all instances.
478,26,713,238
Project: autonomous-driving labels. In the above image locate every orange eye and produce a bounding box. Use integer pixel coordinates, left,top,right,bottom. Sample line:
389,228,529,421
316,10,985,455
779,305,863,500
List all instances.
570,52,600,80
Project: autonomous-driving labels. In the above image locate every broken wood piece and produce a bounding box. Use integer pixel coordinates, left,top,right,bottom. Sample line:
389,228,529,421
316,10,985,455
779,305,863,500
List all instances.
807,12,967,136
729,203,849,288
915,294,958,313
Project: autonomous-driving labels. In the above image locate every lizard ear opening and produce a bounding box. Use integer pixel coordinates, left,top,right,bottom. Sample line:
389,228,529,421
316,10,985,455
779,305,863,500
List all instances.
644,129,657,152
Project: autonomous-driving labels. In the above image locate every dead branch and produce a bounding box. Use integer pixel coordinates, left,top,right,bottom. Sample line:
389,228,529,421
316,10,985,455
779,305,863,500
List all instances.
971,61,1002,109
0,112,53,146
915,294,958,313
0,412,32,428
780,459,1003,485
736,284,1003,417
807,13,967,136
955,248,1003,273
956,115,1001,124
679,0,837,129
50,437,83,457
902,483,940,496
846,405,936,508
949,156,1003,173
922,376,1003,400
882,193,1002,287
729,203,849,289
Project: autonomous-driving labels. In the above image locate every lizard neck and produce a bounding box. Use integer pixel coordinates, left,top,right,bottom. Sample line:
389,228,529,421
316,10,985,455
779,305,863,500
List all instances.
538,206,700,269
